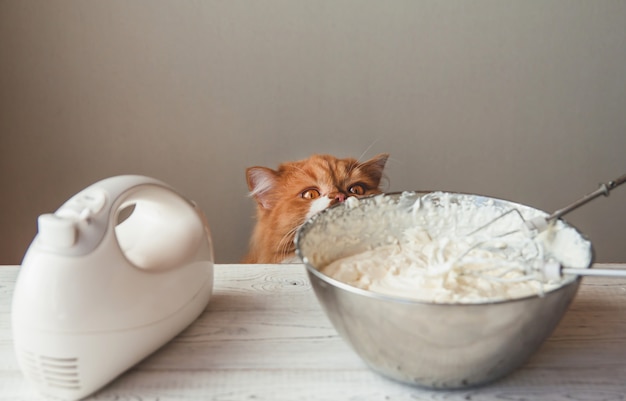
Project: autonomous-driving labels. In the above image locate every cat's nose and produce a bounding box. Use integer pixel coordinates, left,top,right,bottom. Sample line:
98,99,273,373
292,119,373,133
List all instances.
333,193,346,203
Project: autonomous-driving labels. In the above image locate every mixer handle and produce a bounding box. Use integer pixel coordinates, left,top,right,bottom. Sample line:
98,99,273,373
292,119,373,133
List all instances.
35,175,211,272
113,181,208,271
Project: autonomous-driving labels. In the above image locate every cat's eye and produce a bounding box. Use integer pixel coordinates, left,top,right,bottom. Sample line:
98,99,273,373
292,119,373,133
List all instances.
348,184,366,196
301,188,321,200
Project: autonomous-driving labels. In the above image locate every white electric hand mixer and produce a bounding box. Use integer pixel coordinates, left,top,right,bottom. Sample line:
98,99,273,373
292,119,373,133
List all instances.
455,173,626,283
12,175,214,401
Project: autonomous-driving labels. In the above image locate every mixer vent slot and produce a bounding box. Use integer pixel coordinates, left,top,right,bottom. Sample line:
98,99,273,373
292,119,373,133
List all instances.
19,350,81,390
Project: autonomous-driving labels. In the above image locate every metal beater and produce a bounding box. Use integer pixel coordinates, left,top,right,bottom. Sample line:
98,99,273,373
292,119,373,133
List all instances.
459,173,626,282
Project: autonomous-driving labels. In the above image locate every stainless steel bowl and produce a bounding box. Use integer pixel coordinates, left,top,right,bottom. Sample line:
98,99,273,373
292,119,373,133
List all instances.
295,192,594,389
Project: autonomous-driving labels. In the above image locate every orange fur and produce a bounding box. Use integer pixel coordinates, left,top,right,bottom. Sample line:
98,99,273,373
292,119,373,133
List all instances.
243,153,389,263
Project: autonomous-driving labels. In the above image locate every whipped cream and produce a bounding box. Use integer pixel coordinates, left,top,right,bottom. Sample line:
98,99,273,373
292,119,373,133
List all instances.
316,192,592,304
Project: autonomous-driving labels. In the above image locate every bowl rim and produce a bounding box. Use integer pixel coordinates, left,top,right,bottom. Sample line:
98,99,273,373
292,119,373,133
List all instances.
295,190,595,307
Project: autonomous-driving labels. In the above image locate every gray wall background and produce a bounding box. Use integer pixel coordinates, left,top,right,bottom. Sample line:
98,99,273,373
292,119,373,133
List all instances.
1,1,625,264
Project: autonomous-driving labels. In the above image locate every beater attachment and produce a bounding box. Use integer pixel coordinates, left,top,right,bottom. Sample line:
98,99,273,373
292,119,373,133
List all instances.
468,173,626,239
457,173,626,283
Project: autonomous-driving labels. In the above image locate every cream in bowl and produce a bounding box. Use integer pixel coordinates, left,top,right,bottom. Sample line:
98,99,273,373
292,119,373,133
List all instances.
295,191,593,389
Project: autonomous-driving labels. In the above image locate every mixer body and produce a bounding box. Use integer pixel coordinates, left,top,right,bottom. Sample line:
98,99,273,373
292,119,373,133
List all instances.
12,175,214,400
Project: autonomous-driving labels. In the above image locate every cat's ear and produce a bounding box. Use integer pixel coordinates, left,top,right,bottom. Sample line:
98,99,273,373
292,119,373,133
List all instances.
246,167,278,209
363,153,389,184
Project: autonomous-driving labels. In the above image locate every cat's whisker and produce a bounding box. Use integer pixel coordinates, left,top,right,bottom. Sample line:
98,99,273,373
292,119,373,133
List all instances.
357,139,382,164
276,225,300,260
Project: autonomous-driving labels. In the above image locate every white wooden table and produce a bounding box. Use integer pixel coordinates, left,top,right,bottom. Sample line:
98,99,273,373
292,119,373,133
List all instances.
1,263,626,400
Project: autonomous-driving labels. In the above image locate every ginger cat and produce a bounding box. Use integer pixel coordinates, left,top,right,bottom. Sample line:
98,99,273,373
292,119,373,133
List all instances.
243,153,389,263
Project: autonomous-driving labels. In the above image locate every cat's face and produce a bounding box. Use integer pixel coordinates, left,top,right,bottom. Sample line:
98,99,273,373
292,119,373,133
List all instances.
245,153,389,263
